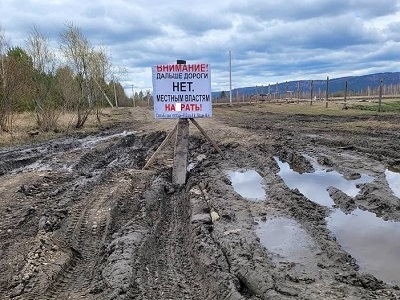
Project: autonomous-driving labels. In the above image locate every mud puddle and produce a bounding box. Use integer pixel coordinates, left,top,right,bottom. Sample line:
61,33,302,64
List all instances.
227,170,266,201
385,167,400,198
275,155,400,286
255,217,321,278
327,209,400,286
80,130,136,149
274,157,373,206
7,131,138,174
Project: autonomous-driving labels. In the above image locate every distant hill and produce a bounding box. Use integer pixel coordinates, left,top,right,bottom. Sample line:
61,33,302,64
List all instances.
212,72,400,99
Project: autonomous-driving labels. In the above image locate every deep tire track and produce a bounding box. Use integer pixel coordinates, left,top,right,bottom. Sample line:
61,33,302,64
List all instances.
128,188,203,299
1,129,162,299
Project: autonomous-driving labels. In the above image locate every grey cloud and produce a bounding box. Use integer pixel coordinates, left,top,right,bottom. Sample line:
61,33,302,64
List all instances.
348,0,399,18
1,0,399,91
229,0,399,21
387,22,400,42
168,10,232,35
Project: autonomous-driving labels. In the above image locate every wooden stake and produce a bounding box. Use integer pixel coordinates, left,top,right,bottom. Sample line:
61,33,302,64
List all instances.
142,124,178,170
297,81,300,104
172,118,189,185
189,118,224,158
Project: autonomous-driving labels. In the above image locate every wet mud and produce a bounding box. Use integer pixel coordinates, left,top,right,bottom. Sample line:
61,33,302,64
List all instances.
1,107,400,299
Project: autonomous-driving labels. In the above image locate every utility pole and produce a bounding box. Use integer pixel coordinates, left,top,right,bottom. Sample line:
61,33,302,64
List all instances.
325,76,329,108
310,80,314,105
94,79,114,108
229,50,232,106
113,75,118,108
132,85,135,107
378,79,383,112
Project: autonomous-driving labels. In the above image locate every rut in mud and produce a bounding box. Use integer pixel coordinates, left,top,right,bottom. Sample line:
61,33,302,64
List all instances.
1,106,400,299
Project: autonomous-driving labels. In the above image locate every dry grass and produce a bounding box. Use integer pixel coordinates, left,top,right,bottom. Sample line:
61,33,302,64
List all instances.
213,99,400,134
250,101,378,116
2,100,400,147
0,108,129,147
215,98,400,117
332,119,400,132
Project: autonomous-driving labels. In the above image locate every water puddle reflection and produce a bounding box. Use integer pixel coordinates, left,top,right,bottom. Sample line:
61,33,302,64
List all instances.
327,209,400,286
227,170,266,201
256,217,318,264
275,155,400,285
274,157,373,206
256,217,321,278
385,167,400,198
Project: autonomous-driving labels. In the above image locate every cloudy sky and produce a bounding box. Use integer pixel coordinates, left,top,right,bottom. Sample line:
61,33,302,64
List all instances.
1,0,400,94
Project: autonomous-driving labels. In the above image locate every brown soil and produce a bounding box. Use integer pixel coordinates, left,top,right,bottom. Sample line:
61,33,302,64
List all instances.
1,105,400,299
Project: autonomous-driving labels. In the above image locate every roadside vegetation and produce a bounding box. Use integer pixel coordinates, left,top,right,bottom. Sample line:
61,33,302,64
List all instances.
0,107,130,147
0,22,131,139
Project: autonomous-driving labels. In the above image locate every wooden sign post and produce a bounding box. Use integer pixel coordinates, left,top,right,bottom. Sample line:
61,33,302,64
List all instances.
148,59,219,186
172,118,189,185
172,60,189,185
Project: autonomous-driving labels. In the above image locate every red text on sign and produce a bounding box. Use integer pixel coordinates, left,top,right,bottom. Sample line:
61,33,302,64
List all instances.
165,103,203,111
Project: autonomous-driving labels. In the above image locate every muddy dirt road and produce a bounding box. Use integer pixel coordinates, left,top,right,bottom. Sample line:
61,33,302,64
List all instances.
1,105,400,299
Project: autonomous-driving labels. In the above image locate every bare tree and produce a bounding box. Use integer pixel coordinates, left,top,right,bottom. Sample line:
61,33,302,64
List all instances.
0,25,6,87
59,23,95,128
59,23,113,128
26,24,60,131
55,65,80,112
90,46,113,121
0,24,10,132
26,24,54,74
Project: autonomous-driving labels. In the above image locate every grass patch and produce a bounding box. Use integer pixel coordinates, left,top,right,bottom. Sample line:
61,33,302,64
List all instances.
351,101,400,112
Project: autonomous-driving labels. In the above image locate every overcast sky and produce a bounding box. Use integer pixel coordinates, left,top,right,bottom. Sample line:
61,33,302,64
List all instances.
1,0,400,94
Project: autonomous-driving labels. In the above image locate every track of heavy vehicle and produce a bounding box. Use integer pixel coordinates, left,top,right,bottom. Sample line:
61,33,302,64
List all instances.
0,130,167,299
41,185,111,299
1,107,400,299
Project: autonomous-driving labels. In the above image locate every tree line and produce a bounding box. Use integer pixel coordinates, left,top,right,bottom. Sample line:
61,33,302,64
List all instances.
0,23,130,134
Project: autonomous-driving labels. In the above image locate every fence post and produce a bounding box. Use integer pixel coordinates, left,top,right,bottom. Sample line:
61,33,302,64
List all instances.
378,79,383,112
297,81,300,104
325,76,329,108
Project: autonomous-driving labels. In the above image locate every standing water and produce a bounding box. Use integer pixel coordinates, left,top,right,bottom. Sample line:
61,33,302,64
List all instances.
227,170,266,201
274,156,400,286
274,157,373,206
328,209,400,286
256,217,320,277
385,167,400,198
